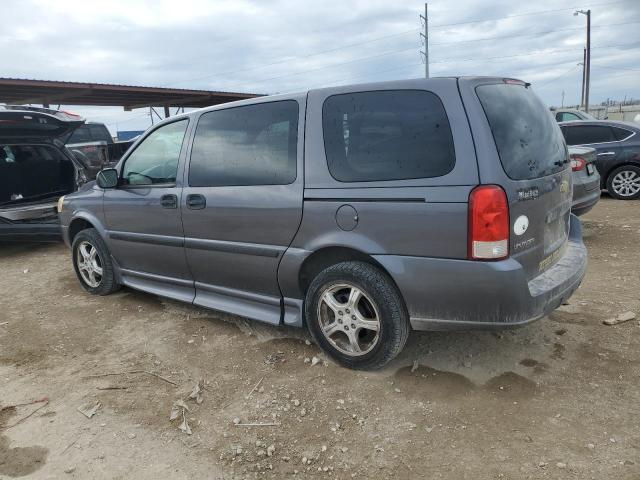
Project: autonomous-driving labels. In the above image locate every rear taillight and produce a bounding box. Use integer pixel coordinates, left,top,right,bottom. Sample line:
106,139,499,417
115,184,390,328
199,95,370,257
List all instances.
468,185,509,260
570,156,586,171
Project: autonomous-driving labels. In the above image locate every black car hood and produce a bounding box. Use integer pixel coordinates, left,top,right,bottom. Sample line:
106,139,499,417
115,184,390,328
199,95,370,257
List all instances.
0,109,84,143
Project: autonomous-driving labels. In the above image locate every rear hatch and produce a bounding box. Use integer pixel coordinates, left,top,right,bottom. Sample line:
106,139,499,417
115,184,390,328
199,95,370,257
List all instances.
466,79,572,281
0,107,85,216
0,107,84,142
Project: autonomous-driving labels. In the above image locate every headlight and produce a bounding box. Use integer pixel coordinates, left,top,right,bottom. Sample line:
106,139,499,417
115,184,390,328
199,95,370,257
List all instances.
57,196,66,213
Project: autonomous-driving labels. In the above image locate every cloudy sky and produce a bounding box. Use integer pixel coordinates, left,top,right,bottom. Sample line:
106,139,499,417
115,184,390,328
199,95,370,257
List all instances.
1,0,638,134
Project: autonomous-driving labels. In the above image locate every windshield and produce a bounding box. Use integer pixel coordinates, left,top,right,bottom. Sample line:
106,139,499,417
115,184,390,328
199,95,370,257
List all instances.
476,83,568,180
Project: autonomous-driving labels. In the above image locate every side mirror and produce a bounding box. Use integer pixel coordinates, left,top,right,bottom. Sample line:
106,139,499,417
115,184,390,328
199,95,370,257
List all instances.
96,168,119,189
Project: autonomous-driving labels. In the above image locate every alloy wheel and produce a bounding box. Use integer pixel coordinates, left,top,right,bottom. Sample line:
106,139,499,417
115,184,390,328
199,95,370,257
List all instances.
76,241,103,288
611,169,640,197
316,283,381,356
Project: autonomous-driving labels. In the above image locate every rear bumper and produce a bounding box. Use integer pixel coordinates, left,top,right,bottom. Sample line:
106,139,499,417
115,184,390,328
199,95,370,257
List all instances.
374,214,587,331
572,178,601,216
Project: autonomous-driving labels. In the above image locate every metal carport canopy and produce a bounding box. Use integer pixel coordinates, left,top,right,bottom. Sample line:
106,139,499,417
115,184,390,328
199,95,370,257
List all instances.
0,77,261,111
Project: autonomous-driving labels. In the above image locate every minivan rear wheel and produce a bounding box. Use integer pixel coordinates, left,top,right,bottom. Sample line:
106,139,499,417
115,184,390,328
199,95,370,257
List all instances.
607,165,640,200
305,261,409,370
72,228,119,295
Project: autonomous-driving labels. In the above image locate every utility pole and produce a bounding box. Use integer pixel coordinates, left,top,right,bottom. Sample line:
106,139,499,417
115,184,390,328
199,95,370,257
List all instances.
580,48,586,109
575,9,591,113
561,90,565,108
420,3,429,78
585,9,591,113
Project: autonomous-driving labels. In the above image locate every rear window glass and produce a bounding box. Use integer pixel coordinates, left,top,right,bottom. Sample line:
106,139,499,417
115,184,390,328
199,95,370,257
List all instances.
322,90,455,182
88,124,111,142
563,125,617,145
477,84,567,180
67,125,91,144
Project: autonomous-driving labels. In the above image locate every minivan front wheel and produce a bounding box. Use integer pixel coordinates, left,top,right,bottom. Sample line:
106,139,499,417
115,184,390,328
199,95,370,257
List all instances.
305,261,409,370
72,228,119,295
607,165,640,200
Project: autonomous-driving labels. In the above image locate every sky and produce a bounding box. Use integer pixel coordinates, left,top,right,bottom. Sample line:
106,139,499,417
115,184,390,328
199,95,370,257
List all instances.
1,0,639,134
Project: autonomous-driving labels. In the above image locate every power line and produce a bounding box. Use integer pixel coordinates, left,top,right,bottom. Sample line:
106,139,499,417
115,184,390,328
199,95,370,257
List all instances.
429,1,629,29
301,63,423,92
431,20,640,46
105,112,149,127
230,46,419,88
163,28,420,87
174,19,638,91
534,64,583,89
592,64,640,72
429,42,640,66
163,2,634,89
226,39,639,92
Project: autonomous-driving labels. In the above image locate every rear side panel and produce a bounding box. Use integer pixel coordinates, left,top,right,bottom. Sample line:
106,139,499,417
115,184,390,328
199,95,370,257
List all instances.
459,78,572,281
279,78,479,306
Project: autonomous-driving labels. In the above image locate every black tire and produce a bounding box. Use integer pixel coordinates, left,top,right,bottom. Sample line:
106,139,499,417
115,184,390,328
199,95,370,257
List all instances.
606,165,640,200
305,261,409,370
71,228,120,295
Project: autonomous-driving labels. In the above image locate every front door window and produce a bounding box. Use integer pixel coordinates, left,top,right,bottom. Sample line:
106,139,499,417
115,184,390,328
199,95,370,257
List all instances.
121,120,188,185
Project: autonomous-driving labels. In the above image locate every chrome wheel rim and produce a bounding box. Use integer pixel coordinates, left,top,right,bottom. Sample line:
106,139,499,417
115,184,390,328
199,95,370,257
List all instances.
76,241,103,288
612,170,640,197
316,283,380,357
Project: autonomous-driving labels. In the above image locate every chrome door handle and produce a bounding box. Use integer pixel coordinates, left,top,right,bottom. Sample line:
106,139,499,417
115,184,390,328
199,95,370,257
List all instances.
597,151,615,156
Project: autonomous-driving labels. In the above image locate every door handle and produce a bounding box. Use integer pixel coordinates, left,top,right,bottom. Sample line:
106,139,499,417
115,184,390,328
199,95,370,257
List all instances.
186,194,206,210
597,151,615,156
160,194,178,209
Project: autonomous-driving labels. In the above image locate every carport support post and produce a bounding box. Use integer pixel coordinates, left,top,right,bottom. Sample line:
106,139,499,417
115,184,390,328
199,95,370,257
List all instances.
163,105,170,118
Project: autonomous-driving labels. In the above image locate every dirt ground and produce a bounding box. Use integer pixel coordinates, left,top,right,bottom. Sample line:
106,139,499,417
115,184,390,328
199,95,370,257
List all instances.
1,196,639,480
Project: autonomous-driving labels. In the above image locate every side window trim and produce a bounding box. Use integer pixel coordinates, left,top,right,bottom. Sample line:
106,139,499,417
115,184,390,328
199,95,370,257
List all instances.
118,118,189,187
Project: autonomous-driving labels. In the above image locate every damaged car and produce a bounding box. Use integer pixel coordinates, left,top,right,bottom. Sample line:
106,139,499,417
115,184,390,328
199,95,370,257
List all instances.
0,106,88,241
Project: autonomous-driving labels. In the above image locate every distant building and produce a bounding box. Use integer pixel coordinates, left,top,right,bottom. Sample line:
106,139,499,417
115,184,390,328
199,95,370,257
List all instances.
117,130,144,141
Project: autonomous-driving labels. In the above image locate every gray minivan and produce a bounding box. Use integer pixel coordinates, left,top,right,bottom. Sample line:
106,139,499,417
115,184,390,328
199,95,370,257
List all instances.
58,77,587,370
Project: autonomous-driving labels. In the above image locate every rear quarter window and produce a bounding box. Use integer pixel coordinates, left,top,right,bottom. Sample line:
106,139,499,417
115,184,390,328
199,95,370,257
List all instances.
322,90,455,182
476,84,567,180
612,126,633,141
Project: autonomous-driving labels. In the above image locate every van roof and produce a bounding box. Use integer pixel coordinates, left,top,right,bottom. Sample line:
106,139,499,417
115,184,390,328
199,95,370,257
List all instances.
159,76,524,126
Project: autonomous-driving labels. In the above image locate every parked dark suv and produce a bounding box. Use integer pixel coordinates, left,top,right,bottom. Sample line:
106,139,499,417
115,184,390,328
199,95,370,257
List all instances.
59,77,587,369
